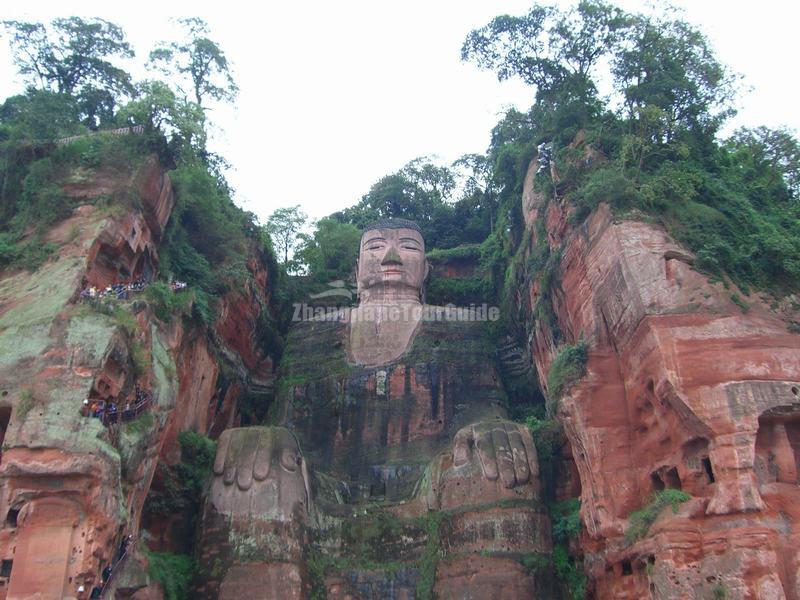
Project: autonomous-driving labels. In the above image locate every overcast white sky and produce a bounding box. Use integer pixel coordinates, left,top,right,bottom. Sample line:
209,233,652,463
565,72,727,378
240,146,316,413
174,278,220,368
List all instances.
2,1,799,223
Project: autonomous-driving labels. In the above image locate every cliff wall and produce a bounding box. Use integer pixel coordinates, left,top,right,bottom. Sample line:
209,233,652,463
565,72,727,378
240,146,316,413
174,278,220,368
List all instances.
0,155,279,599
520,152,800,599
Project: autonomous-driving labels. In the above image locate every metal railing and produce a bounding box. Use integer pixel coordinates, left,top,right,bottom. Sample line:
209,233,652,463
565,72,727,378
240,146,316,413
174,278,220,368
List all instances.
98,536,137,599
84,387,153,427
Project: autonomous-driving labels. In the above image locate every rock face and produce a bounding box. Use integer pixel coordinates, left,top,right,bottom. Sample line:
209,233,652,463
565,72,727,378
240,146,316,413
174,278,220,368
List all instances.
195,213,552,599
193,308,554,598
521,152,800,598
3,140,798,600
0,156,279,599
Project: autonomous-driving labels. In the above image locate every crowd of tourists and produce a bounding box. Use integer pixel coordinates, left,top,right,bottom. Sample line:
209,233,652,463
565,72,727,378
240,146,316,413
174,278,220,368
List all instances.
83,384,152,426
79,278,187,301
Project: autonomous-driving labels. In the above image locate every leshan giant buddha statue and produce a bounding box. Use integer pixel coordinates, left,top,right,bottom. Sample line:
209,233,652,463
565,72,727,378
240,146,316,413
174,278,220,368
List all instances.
194,219,554,599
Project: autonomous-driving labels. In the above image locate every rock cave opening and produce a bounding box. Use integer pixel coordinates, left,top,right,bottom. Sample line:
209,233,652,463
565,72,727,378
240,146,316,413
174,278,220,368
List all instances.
5,508,19,528
622,560,633,576
650,472,664,492
755,411,800,485
681,437,715,494
650,466,682,493
701,457,715,483
0,406,10,449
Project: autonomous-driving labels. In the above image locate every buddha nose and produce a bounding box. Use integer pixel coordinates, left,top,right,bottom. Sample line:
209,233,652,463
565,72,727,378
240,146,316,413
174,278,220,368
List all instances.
381,244,403,266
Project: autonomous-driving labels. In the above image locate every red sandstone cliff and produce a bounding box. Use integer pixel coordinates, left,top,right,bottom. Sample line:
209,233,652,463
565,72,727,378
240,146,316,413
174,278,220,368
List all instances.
0,156,279,599
521,150,800,598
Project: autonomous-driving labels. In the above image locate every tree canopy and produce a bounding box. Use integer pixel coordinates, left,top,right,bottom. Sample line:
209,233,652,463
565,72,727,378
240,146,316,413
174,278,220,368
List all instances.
265,205,308,270
1,18,135,128
148,18,238,109
460,0,799,294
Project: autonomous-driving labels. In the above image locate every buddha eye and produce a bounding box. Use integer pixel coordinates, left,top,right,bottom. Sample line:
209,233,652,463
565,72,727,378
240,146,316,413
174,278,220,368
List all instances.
401,245,420,251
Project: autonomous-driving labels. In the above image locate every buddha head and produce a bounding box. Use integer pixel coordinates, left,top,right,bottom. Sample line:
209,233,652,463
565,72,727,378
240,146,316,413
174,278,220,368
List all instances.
356,218,429,304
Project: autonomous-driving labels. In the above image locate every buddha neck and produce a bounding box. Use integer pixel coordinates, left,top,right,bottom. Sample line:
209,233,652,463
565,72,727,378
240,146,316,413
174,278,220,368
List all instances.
359,286,422,306
348,299,423,367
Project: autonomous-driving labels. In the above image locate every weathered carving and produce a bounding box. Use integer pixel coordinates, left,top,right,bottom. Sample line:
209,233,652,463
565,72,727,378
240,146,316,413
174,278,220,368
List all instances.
350,218,430,366
195,220,550,598
210,427,311,521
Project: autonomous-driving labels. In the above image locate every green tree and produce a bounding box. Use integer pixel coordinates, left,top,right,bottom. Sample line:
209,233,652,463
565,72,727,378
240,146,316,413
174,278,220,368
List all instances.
116,80,206,159
296,218,361,282
0,89,81,140
462,0,628,121
148,18,238,110
331,157,478,248
612,10,736,141
265,205,308,268
1,18,134,127
728,126,800,200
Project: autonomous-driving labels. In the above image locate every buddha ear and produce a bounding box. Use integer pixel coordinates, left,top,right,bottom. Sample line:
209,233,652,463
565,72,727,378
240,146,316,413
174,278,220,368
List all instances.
420,260,431,303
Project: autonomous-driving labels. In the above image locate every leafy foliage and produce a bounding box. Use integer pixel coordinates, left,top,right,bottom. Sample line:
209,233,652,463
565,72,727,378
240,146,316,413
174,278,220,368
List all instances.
116,80,206,160
462,0,627,116
464,1,799,295
546,341,588,401
0,89,82,140
425,275,489,306
143,432,216,551
1,18,134,128
550,497,582,543
149,18,238,108
0,127,152,271
625,489,691,543
264,204,308,269
144,282,193,323
553,543,586,600
147,551,195,600
331,156,497,251
295,217,361,283
416,510,443,600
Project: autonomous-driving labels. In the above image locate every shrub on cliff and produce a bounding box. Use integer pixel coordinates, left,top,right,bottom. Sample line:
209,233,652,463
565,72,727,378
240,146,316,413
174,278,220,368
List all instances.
147,551,194,600
144,282,193,323
142,432,216,552
546,341,588,401
462,1,800,295
625,489,691,543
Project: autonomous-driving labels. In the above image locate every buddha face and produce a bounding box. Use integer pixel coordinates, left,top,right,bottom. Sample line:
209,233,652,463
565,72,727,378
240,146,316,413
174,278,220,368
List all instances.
357,227,428,302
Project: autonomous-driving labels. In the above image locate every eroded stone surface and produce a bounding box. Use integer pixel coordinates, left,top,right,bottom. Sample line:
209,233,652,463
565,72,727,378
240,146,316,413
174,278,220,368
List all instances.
0,157,280,598
523,150,800,598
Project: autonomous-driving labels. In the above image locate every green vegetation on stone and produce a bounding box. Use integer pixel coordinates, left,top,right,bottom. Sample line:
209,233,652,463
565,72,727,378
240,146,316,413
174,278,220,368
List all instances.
124,412,154,435
550,497,582,543
712,584,729,599
547,341,589,401
425,275,489,306
625,489,691,543
416,510,443,600
553,543,586,600
462,1,800,294
142,432,216,551
146,550,195,600
730,293,750,313
524,414,563,491
426,244,482,263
